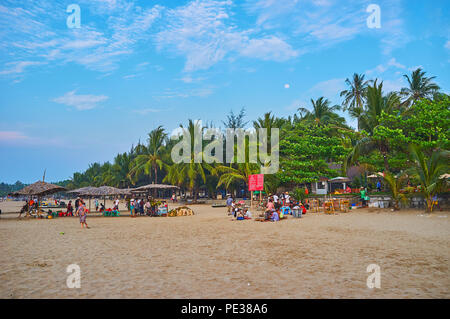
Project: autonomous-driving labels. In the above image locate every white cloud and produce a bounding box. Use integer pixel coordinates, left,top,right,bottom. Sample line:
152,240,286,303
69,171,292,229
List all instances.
445,40,450,50
0,61,44,75
53,90,109,110
309,78,346,98
156,0,298,72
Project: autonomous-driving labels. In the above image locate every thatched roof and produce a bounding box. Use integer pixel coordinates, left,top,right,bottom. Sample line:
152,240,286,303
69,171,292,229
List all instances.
67,186,98,194
75,186,131,196
131,184,179,193
13,181,66,196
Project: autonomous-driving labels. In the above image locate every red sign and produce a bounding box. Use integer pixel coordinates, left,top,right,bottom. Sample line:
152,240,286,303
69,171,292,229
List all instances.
248,174,264,191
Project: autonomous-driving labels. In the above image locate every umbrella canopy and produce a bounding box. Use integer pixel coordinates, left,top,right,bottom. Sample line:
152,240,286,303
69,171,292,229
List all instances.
440,173,450,179
12,181,66,196
77,186,131,196
67,186,98,195
131,184,179,193
368,172,384,178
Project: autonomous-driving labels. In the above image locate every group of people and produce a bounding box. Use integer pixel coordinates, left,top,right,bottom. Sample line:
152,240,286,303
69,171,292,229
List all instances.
128,197,168,217
226,191,308,222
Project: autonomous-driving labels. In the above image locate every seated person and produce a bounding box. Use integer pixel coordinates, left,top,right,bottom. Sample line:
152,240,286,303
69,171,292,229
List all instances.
99,203,105,212
271,211,279,222
243,208,252,219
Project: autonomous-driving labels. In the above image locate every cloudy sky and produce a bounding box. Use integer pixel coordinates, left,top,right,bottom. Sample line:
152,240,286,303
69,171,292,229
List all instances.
0,0,449,183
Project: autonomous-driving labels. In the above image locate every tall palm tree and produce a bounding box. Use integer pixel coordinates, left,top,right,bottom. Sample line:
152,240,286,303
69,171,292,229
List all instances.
407,144,449,212
344,80,401,172
128,126,167,185
298,97,343,126
400,68,440,106
163,120,214,200
340,73,369,131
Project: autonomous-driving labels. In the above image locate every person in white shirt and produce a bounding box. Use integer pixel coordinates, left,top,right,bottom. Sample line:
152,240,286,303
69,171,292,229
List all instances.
284,192,290,205
114,198,120,210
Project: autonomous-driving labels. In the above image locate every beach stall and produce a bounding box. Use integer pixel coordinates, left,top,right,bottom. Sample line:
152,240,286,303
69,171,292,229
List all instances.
329,177,351,193
12,181,66,217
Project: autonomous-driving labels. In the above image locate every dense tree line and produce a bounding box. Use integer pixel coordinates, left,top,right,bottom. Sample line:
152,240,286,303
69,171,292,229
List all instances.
4,69,448,209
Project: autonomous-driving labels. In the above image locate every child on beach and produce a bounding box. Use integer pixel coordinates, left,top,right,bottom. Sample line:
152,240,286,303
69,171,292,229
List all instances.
77,201,89,229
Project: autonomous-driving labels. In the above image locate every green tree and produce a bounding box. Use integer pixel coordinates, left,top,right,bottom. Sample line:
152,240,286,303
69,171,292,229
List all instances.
298,97,344,126
344,80,401,172
340,73,369,131
128,126,167,185
400,68,440,107
407,144,449,212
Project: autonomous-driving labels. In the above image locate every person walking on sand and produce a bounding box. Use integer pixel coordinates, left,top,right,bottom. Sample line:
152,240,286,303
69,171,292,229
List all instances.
77,201,89,229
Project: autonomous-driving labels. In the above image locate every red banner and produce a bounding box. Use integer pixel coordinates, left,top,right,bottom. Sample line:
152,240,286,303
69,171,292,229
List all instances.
248,174,264,191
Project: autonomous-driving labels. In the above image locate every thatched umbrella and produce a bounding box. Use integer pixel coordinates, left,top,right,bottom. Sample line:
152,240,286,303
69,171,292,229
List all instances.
13,181,66,216
13,181,66,196
76,186,131,210
131,184,179,198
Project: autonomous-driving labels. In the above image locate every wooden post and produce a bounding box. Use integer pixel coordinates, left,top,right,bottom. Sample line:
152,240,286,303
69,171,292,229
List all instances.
259,191,262,207
251,191,253,208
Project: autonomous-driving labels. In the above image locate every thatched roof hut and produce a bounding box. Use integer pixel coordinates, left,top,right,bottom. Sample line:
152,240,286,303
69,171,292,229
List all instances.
12,181,66,196
131,184,179,193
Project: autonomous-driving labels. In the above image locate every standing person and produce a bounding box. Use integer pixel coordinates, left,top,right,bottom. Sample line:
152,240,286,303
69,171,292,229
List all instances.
171,193,176,203
226,195,233,215
114,198,120,210
67,200,73,216
360,187,367,207
75,197,80,215
139,199,144,215
284,192,291,207
376,180,382,192
273,193,279,209
77,201,89,229
130,199,135,217
95,198,99,212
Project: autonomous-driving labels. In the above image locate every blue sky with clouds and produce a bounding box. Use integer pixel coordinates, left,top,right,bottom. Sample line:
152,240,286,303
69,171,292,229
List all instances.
0,0,449,183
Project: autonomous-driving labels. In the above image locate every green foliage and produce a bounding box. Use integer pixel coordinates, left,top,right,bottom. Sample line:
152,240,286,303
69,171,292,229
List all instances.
278,122,348,184
292,187,308,202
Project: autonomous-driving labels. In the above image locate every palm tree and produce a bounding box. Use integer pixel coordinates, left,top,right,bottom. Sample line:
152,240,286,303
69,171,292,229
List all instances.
381,172,407,210
340,73,369,131
214,162,259,191
163,120,214,200
407,144,449,212
128,126,167,185
401,68,440,106
344,80,401,172
298,97,343,126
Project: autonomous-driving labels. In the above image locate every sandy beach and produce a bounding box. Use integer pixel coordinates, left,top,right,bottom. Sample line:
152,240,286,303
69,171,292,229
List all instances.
0,201,449,299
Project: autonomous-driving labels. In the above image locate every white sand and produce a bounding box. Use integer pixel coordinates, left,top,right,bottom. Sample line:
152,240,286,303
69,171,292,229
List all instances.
0,201,449,298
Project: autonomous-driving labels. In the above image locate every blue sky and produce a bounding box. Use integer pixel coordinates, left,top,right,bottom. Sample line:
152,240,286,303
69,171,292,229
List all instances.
0,0,449,183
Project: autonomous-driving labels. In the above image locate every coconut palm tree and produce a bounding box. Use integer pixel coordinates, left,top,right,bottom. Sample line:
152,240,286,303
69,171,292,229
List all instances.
163,120,214,200
344,80,401,172
214,162,260,190
407,144,449,212
380,172,407,210
128,126,167,185
400,68,440,106
298,97,343,126
340,73,370,131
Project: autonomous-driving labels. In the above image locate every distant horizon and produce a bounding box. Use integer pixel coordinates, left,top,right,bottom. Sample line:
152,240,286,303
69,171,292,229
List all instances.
1,0,449,183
